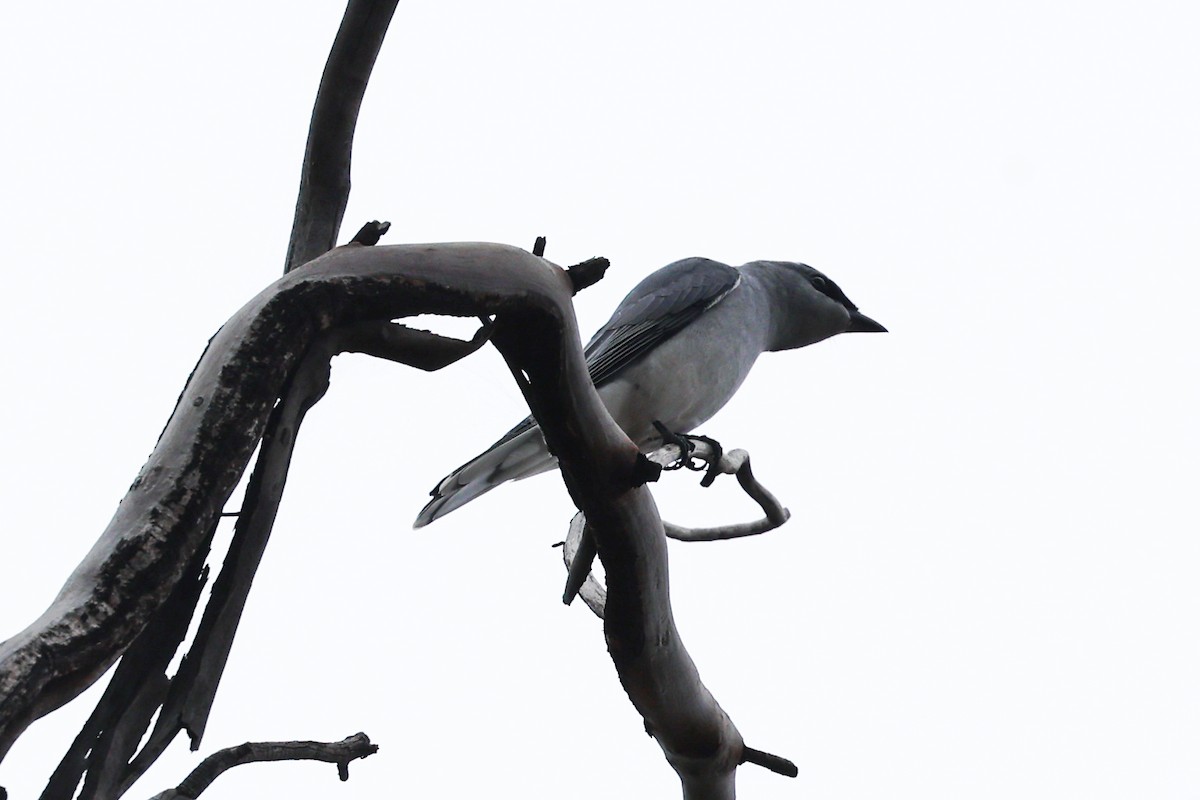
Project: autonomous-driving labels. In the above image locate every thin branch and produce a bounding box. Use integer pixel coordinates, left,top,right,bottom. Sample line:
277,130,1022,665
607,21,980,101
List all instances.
147,733,377,800
740,745,799,779
284,0,399,271
335,318,494,371
648,443,792,541
564,441,793,618
565,256,610,295
348,219,391,246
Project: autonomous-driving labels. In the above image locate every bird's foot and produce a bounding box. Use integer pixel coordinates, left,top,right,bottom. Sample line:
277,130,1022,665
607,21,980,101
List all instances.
690,435,725,486
653,421,693,470
653,422,723,478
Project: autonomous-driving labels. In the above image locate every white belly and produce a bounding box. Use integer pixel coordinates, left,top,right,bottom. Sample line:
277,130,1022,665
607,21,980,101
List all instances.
595,304,764,448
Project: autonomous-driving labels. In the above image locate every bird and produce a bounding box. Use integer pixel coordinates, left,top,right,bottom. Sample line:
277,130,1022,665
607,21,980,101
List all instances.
414,256,885,527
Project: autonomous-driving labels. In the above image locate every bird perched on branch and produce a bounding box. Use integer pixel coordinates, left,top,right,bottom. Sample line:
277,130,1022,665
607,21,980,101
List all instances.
414,257,885,527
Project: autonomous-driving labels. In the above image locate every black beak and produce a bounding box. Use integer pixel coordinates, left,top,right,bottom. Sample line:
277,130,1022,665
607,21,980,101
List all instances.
847,310,887,333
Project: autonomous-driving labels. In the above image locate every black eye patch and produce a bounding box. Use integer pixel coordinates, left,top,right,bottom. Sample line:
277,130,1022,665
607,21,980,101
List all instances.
810,275,858,312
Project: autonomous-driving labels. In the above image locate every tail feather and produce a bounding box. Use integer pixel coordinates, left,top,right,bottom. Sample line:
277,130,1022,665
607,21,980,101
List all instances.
414,426,556,527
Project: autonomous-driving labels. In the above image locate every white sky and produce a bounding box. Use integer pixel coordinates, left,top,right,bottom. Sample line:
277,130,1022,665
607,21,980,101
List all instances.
1,1,1198,798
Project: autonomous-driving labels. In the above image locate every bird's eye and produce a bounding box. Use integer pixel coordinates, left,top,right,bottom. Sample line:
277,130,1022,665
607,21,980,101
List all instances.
810,276,827,289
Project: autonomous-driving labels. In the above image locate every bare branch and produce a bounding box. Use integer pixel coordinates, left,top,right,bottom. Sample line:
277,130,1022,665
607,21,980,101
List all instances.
0,243,575,762
491,310,763,799
335,319,494,371
5,238,793,797
147,733,377,800
740,745,799,779
565,256,610,294
348,219,392,246
560,442,792,614
40,552,212,800
284,0,399,271
118,336,343,794
647,442,792,541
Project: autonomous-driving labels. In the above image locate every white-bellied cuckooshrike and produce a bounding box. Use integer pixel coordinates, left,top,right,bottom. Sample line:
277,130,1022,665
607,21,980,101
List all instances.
415,257,885,527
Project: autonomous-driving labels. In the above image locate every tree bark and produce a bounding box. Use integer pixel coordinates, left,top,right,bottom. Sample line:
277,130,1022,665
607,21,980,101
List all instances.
284,0,399,272
0,239,782,797
0,242,567,760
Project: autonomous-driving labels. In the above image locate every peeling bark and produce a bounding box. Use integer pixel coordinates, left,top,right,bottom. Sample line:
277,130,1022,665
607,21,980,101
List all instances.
1,240,791,798
0,242,571,761
1,0,802,794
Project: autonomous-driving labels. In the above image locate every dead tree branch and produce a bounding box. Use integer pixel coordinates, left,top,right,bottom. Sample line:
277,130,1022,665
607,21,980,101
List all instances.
0,242,569,762
562,440,793,614
2,0,798,794
33,1,403,786
647,441,792,541
146,733,377,800
1,240,789,798
490,307,790,799
285,0,399,271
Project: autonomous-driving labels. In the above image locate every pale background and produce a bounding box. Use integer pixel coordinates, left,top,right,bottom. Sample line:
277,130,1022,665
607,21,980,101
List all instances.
1,1,1197,798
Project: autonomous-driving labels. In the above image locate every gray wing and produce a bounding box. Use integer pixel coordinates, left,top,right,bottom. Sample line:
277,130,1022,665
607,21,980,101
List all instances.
583,257,741,387
472,257,741,453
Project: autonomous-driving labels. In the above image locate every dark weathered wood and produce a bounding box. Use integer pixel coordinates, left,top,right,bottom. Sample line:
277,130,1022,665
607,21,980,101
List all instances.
489,294,751,799
147,733,377,800
0,238,789,797
121,341,337,793
127,1,402,767
40,550,211,800
284,0,399,271
0,242,571,762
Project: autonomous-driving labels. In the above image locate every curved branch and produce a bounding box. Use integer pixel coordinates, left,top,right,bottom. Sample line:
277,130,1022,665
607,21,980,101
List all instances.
3,238,794,798
113,336,342,797
284,0,399,271
648,443,792,541
562,441,793,615
147,733,377,800
495,316,767,799
0,242,572,762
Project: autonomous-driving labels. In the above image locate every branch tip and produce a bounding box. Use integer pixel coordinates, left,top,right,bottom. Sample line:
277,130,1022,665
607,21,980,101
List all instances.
349,220,391,246
165,733,378,798
741,745,798,778
566,257,609,294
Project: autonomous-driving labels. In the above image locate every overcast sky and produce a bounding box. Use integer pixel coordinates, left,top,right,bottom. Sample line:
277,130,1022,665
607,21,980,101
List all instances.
1,2,1198,798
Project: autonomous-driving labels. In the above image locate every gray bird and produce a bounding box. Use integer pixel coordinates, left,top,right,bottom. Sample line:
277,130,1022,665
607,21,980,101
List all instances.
414,257,885,527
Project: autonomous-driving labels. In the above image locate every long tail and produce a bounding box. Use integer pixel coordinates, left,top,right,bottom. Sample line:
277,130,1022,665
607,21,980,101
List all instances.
414,422,557,527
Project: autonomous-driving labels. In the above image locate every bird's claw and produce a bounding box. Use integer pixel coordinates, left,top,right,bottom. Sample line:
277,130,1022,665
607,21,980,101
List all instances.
653,421,694,471
653,423,724,477
689,435,724,486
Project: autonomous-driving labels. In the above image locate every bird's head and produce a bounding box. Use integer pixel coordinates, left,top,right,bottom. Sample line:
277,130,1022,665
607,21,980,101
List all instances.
745,261,886,351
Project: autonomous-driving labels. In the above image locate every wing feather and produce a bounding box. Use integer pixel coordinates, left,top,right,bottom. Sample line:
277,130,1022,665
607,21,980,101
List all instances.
472,257,739,453
583,257,740,387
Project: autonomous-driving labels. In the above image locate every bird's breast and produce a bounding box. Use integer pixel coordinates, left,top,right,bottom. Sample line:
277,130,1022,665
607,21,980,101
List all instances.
596,306,764,448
